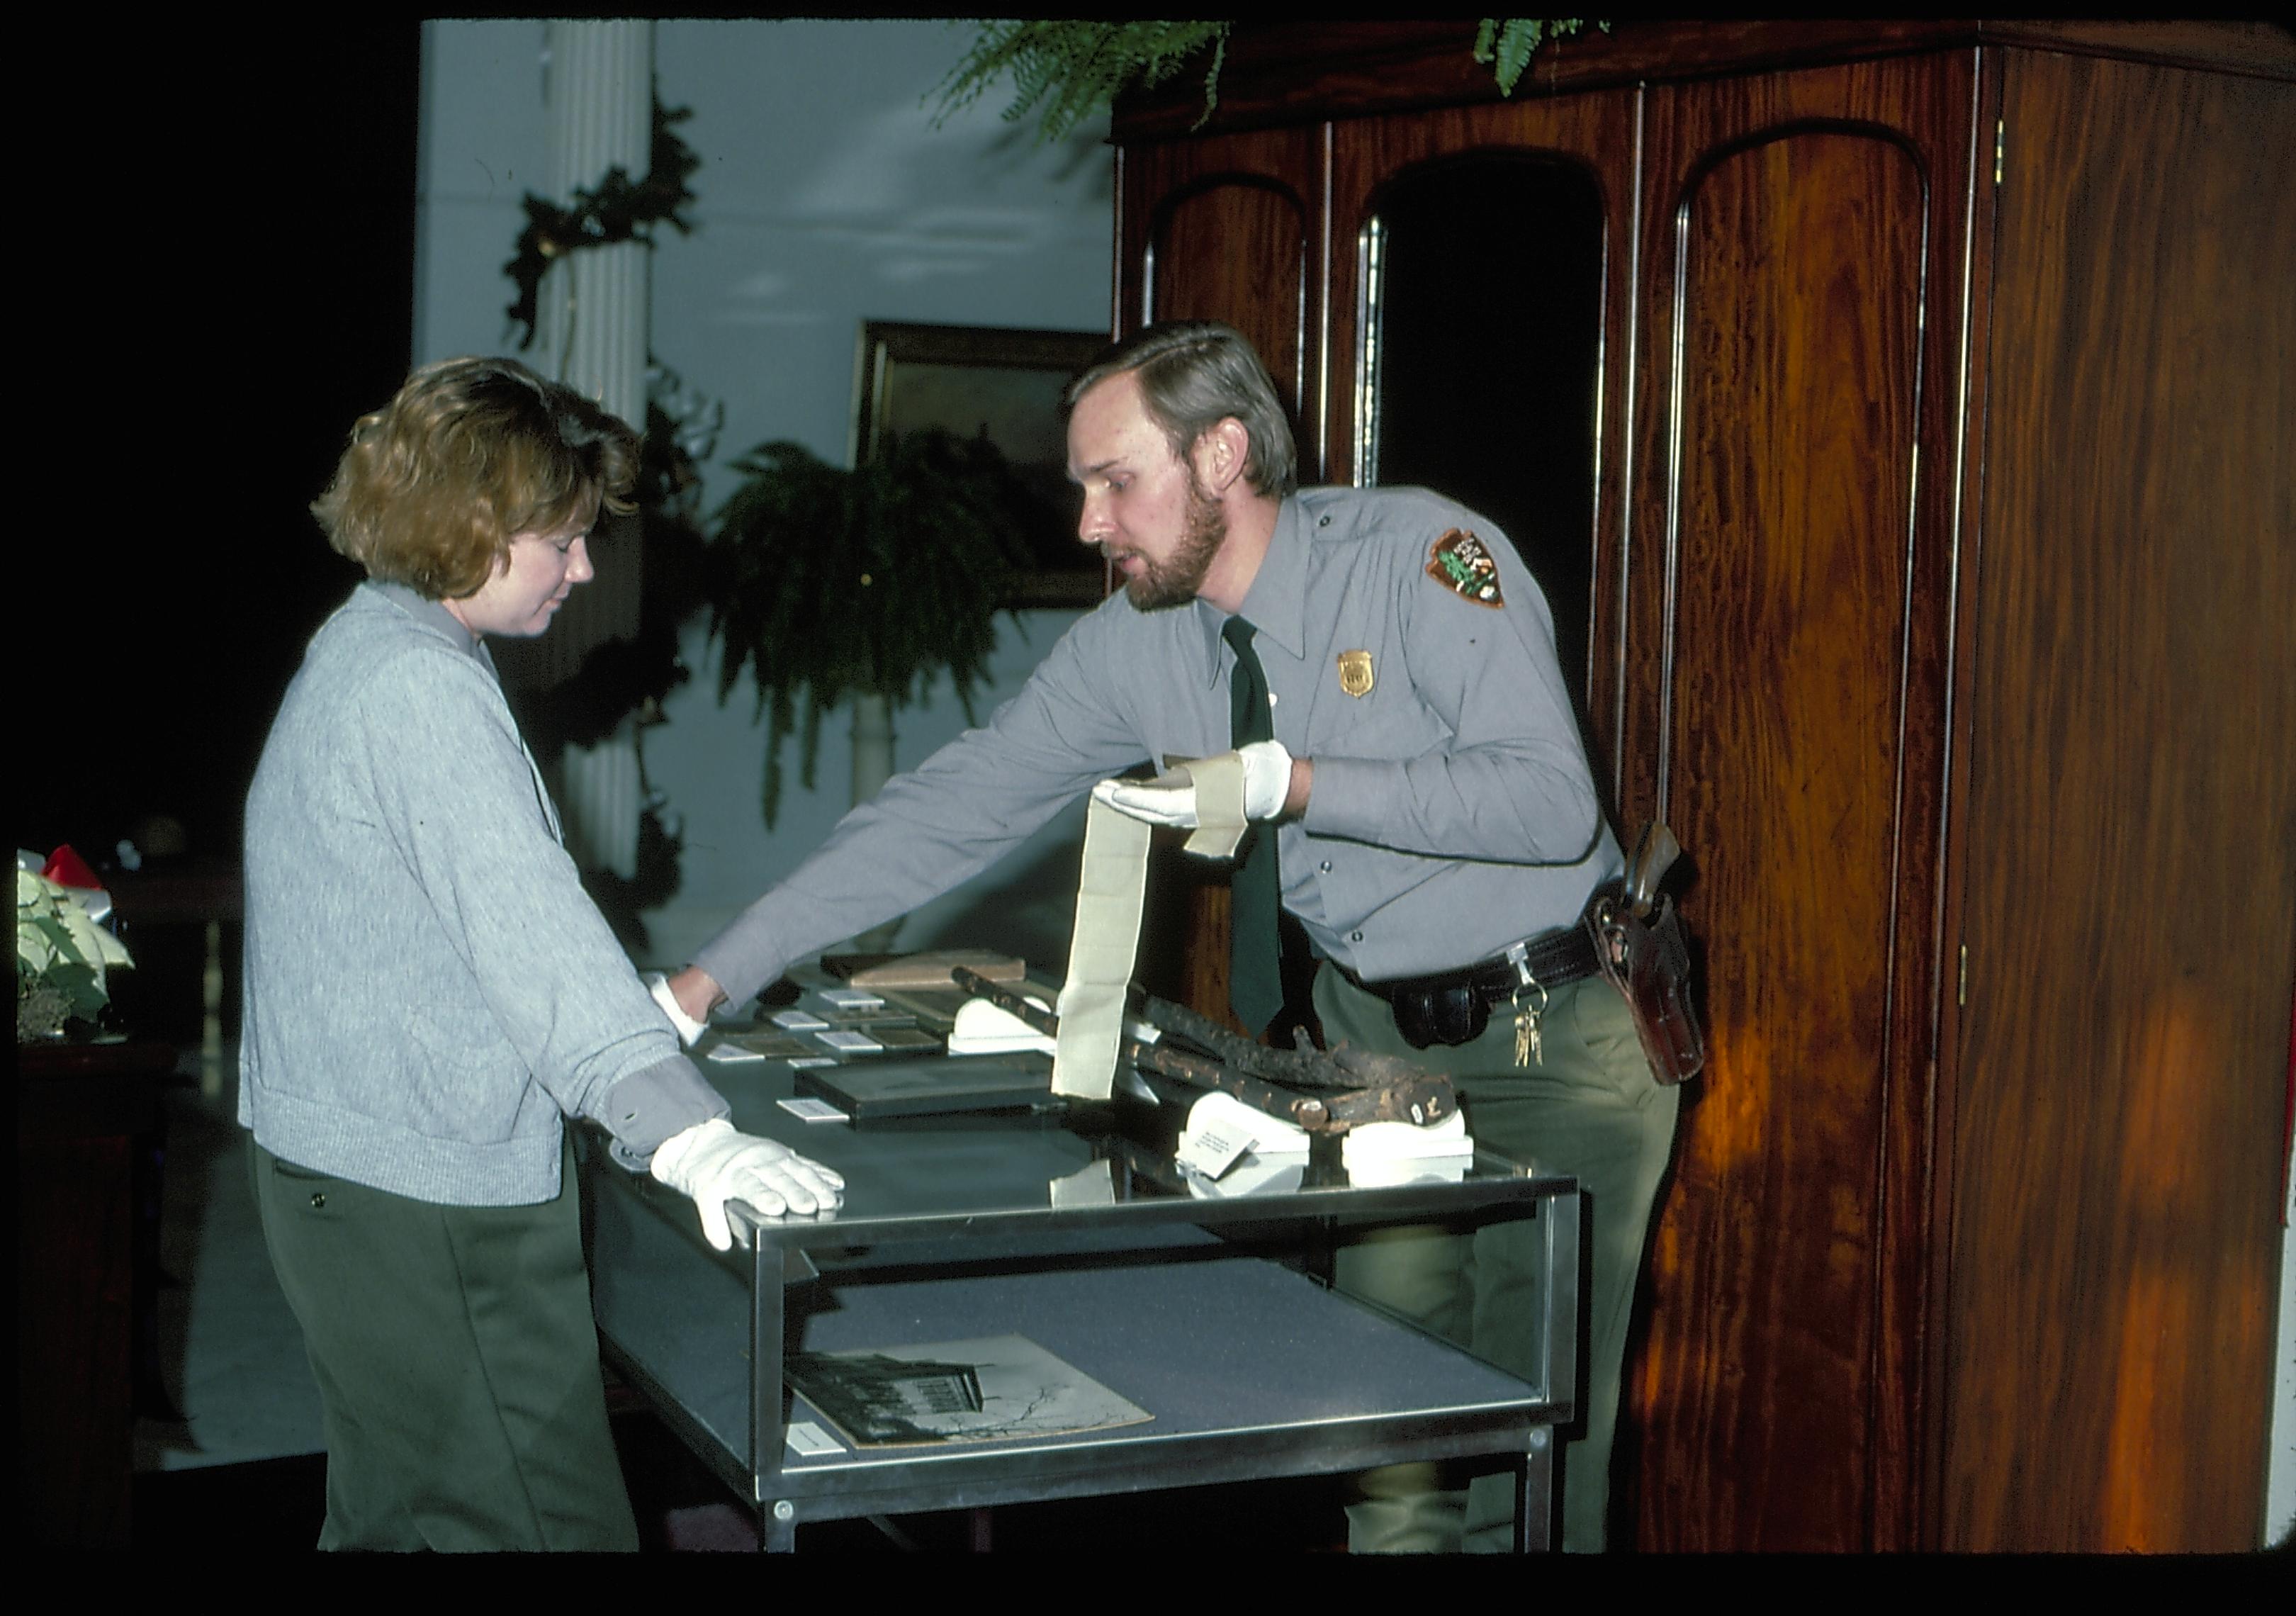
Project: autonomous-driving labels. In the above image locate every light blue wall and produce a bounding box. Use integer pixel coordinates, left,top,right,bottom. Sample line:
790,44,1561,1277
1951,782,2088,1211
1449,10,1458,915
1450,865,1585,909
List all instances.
414,18,1113,973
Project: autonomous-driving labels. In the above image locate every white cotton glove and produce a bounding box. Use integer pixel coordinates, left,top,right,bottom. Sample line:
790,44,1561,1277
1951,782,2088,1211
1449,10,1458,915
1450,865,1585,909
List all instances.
1093,741,1293,829
649,1118,845,1250
1092,775,1195,828
643,971,708,1048
1238,739,1297,821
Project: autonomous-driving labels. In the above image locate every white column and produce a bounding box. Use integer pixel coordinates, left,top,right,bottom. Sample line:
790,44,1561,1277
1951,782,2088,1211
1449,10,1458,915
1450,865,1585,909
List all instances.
539,18,651,877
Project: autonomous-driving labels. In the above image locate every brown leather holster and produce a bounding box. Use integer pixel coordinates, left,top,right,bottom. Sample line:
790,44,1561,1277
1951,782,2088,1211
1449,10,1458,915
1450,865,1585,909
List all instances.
1585,881,1706,1086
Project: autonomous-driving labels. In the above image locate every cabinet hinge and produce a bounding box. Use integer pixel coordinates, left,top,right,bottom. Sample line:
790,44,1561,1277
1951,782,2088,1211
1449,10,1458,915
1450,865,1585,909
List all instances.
1958,944,1968,1006
1994,120,2005,186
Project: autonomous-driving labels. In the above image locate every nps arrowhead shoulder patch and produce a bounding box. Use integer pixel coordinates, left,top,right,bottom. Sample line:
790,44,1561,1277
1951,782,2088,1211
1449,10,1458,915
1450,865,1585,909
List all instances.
1426,529,1504,607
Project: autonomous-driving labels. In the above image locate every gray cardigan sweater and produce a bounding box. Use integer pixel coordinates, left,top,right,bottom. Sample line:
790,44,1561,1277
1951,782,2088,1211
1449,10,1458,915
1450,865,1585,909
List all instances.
238,582,727,1206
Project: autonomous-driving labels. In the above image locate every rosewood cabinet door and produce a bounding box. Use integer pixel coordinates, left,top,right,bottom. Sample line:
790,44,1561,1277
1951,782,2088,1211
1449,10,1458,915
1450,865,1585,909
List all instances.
1325,87,1637,781
1120,125,1327,478
1942,49,2296,1554
1618,52,1978,1551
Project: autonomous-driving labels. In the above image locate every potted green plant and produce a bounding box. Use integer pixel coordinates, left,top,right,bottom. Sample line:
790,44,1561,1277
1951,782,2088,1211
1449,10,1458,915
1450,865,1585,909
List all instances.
16,853,133,1042
704,427,1044,831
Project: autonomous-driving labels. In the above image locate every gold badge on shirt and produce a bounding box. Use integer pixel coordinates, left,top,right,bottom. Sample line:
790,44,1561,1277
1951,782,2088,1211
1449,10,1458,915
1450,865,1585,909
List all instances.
1337,649,1375,697
1426,528,1504,607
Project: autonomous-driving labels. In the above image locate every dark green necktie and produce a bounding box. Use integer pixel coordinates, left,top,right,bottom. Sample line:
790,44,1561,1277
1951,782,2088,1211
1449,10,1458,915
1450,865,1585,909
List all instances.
1223,616,1283,1037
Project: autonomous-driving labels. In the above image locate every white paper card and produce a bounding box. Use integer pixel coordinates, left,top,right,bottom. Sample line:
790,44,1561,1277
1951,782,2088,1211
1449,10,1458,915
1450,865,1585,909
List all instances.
1180,1154,1307,1199
777,1096,850,1123
772,1009,831,1031
818,987,887,1010
706,1045,768,1063
1048,1160,1116,1206
1176,1118,1256,1180
1186,1089,1311,1152
784,1420,844,1457
814,1029,882,1053
787,1056,837,1069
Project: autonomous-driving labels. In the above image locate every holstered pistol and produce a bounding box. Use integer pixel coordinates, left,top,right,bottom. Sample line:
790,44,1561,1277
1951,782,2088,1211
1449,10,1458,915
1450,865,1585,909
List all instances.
1586,824,1706,1085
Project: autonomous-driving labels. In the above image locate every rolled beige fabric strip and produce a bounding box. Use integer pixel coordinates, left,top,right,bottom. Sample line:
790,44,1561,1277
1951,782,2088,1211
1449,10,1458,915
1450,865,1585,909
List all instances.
1053,753,1251,1099
1177,750,1248,860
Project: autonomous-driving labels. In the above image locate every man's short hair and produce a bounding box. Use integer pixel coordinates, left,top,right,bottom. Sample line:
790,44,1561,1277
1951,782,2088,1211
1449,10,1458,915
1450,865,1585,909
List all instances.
1064,321,1298,499
312,356,641,601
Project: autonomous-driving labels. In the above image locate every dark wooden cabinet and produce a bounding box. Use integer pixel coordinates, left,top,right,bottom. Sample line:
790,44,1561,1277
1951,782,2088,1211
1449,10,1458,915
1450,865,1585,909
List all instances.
18,1040,176,1548
1111,21,2295,1552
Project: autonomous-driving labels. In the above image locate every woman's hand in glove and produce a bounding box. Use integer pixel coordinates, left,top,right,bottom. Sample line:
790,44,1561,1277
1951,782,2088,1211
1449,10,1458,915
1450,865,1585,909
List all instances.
649,1118,845,1250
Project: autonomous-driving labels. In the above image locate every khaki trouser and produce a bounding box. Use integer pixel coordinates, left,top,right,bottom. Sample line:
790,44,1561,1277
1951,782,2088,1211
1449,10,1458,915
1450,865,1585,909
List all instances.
1317,965,1679,1553
249,1134,638,1552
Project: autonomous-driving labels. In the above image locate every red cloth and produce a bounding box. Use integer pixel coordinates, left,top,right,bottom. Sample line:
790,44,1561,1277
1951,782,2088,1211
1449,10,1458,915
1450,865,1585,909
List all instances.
42,844,103,890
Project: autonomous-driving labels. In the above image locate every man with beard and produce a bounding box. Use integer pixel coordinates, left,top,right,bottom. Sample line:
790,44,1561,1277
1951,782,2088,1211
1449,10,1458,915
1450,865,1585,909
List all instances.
665,321,1677,1553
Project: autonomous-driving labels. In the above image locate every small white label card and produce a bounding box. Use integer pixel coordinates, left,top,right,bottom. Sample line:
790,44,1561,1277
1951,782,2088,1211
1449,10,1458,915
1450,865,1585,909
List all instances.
707,1045,769,1063
1048,1159,1115,1206
814,1029,882,1053
771,1009,831,1031
1175,1117,1256,1181
818,987,887,1010
777,1096,850,1123
787,1056,838,1069
784,1420,844,1457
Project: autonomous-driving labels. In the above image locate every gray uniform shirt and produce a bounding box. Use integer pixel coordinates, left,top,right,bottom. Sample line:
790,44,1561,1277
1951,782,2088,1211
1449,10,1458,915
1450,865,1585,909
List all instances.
695,486,1623,1007
240,581,728,1206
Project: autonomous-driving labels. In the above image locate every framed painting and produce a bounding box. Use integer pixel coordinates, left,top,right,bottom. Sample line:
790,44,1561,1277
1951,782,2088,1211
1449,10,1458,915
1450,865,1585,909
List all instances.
852,320,1113,608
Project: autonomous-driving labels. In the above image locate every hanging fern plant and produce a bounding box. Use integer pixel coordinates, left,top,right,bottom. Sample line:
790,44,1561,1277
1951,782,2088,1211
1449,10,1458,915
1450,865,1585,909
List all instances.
704,430,1041,827
1475,18,1602,96
932,20,1233,142
932,20,1607,143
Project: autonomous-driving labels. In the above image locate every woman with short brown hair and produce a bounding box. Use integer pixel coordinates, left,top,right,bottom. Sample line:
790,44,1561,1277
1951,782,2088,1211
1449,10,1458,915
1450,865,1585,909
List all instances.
242,356,841,1551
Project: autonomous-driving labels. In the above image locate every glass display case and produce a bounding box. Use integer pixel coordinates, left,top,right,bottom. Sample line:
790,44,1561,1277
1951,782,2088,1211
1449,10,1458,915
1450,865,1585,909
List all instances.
583,1001,1582,1552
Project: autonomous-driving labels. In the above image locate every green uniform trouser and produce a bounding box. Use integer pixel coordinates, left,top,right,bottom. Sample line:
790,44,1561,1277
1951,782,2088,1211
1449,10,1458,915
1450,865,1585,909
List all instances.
249,1134,638,1552
1319,964,1679,1554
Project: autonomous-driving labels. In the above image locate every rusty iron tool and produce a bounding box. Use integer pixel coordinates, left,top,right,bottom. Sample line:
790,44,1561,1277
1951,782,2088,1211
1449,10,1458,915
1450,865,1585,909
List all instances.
951,967,1455,1134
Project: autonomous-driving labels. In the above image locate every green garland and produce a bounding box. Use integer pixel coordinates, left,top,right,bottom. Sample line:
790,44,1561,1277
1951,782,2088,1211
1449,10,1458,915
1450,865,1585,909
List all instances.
493,91,711,931
932,20,1607,145
507,398,716,948
504,98,701,347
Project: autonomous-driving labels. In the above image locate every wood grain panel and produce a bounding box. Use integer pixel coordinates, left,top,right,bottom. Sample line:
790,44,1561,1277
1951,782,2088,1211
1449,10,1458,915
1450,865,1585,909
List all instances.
1113,21,2291,140
1942,50,2296,1553
1152,182,1309,420
1124,125,1323,463
1655,128,1923,1549
1324,89,1638,790
1621,54,1975,1551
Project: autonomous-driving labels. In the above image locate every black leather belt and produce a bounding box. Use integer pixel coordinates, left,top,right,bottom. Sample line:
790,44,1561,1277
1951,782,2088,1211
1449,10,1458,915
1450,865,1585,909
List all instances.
1340,924,1602,1050
1349,925,1600,1004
